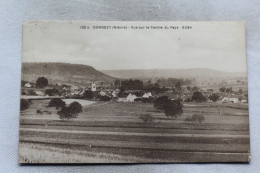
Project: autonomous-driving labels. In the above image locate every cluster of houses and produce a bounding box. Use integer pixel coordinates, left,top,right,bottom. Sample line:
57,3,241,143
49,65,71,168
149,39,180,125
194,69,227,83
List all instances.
21,81,248,104
117,92,153,102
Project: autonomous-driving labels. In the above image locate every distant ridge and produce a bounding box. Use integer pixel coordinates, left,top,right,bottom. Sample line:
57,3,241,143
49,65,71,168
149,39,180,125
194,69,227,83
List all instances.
22,62,115,85
101,68,247,79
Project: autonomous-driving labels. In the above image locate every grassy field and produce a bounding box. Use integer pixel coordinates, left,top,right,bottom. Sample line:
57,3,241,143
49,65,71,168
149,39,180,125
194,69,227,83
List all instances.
19,99,250,163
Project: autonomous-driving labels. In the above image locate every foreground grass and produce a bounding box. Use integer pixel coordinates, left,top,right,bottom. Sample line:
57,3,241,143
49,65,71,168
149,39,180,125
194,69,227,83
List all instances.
19,100,250,163
19,142,157,163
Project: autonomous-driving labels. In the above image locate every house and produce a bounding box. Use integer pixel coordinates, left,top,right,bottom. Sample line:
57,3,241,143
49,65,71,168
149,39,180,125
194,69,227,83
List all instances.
221,97,239,103
142,93,150,98
117,97,127,102
24,83,32,88
229,97,239,103
99,91,108,96
126,93,137,102
241,99,247,103
142,92,152,98
112,90,119,98
72,88,84,96
78,88,85,96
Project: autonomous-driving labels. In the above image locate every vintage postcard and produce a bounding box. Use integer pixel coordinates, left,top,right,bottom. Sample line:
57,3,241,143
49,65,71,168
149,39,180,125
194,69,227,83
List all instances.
19,21,250,163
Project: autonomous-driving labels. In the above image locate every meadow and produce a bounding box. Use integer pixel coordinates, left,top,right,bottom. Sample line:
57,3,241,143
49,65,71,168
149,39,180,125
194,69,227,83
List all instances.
19,99,250,163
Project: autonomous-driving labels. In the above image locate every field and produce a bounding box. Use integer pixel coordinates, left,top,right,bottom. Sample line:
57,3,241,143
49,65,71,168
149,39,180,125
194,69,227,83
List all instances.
19,99,250,163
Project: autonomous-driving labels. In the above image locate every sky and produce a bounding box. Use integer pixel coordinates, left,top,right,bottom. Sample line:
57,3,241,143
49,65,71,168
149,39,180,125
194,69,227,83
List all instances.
22,21,247,72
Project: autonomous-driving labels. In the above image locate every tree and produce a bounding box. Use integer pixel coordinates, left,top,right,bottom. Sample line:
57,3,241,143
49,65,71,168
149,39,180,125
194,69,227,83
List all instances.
209,93,220,102
69,102,83,114
99,95,111,101
154,96,170,110
35,77,48,88
48,98,65,109
58,107,74,120
219,87,226,92
121,79,144,90
207,89,214,93
185,98,192,102
114,80,121,87
226,87,232,93
83,90,94,99
58,101,82,120
175,82,182,93
186,86,191,91
192,86,199,91
163,99,183,119
191,91,207,102
118,91,128,98
20,99,29,111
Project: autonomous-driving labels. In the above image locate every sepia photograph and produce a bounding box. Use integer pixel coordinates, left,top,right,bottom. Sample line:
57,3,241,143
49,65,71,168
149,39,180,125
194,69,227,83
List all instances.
19,21,250,163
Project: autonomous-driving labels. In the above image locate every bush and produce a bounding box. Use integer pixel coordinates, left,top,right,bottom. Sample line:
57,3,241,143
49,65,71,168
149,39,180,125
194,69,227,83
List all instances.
141,97,154,103
28,89,36,96
20,99,29,111
21,91,26,95
140,114,154,124
36,109,42,114
134,97,153,103
99,95,111,101
48,98,65,109
184,98,192,102
45,89,59,96
185,114,205,123
36,109,51,115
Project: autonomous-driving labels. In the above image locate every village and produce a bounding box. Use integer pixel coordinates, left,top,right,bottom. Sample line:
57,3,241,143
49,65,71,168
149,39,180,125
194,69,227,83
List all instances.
20,76,248,104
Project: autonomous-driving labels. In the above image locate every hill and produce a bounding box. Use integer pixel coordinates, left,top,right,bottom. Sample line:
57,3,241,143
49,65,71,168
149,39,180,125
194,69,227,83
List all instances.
22,63,115,85
101,68,247,80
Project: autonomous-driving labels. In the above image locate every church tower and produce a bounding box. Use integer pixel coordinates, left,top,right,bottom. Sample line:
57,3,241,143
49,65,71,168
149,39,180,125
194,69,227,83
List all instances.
91,82,96,91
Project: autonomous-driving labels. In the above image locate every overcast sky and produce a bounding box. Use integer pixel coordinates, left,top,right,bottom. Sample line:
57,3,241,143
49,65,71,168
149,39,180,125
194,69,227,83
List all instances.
23,21,247,72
